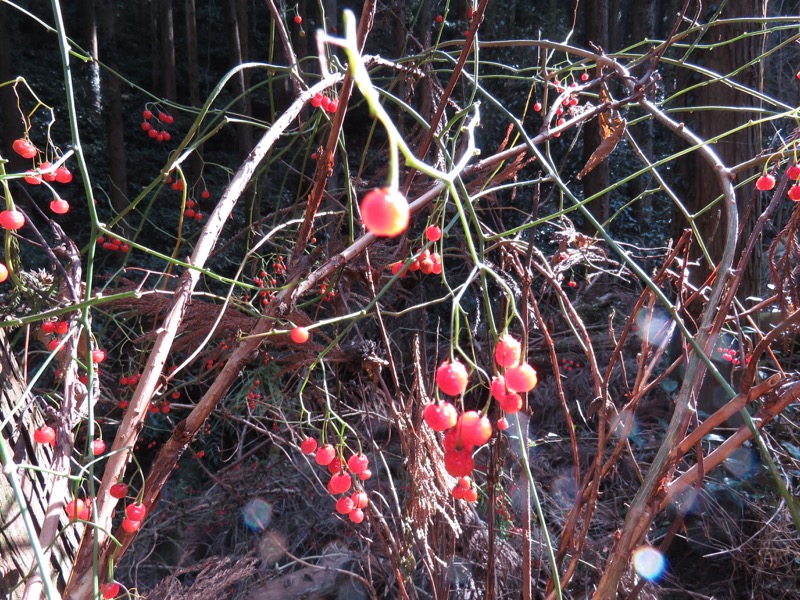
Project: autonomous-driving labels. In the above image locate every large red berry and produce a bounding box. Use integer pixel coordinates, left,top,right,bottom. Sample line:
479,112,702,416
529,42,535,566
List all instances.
444,447,475,477
109,483,128,499
347,453,369,474
92,439,106,455
290,326,310,343
457,411,492,446
49,199,70,214
0,262,8,283
788,165,800,181
755,175,775,191
360,188,410,237
125,503,146,520
100,582,121,599
34,426,56,444
328,471,352,494
12,138,38,158
351,491,369,509
443,428,473,452
300,437,318,455
497,391,522,413
504,363,538,392
315,444,336,466
121,518,141,533
423,402,458,431
54,166,73,183
336,496,354,514
425,225,442,241
436,359,469,396
348,507,365,523
0,209,25,230
327,456,345,474
494,335,521,368
789,185,800,201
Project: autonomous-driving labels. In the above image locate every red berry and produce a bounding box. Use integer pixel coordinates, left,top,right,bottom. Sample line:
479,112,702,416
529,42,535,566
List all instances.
319,96,331,112
457,411,492,446
141,121,152,131
143,109,153,120
125,503,146,520
65,498,90,521
48,339,61,352
109,483,128,499
357,469,372,481
347,454,369,474
158,111,168,122
348,507,365,523
452,484,466,500
327,98,339,113
462,487,478,502
13,138,38,158
34,426,56,444
360,188,410,237
789,165,800,181
443,429,472,453
39,161,57,182
495,335,521,368
55,321,68,335
435,359,469,396
351,491,368,509
54,166,73,183
148,128,158,138
290,326,310,343
311,93,323,108
0,209,25,230
0,262,8,283
328,471,352,494
423,402,458,431
497,417,510,431
755,175,775,191
92,439,106,455
580,73,589,81
91,349,108,363
498,391,522,413
185,208,195,218
49,199,70,214
327,456,345,474
201,190,211,199
100,582,121,598
162,132,171,141
504,363,538,392
315,444,336,466
336,496,354,514
533,101,542,112
444,447,475,477
294,14,302,24
435,15,443,23
121,518,141,533
425,225,442,241
300,437,318,454
24,171,42,185
789,185,800,201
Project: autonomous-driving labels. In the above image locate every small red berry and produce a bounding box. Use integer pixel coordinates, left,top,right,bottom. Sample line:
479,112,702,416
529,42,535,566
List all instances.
533,101,542,112
290,326,310,343
294,14,302,24
109,483,128,499
34,426,56,445
92,439,106,455
495,335,521,368
351,491,368,509
201,190,211,199
457,411,493,446
789,185,800,201
148,128,158,138
434,15,443,23
462,487,478,502
444,447,475,477
100,582,121,598
55,166,73,183
788,165,800,181
497,417,510,431
347,454,369,474
0,262,8,283
141,121,152,131
327,457,344,474
49,199,70,214
357,469,372,481
311,92,323,108
12,138,38,158
300,437,318,454
360,188,410,237
425,225,442,241
504,363,538,392
0,209,25,230
328,471,352,494
91,348,108,363
121,518,141,533
143,109,153,120
423,402,458,431
435,359,469,396
755,174,775,191
348,507,365,523
336,496,354,514
315,444,336,466
125,503,146,520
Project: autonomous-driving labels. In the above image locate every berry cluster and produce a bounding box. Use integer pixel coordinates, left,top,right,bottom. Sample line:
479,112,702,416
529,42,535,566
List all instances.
65,497,92,521
310,92,339,114
756,163,800,200
300,438,372,523
389,248,443,277
11,137,75,214
96,235,130,253
141,109,174,142
121,502,146,533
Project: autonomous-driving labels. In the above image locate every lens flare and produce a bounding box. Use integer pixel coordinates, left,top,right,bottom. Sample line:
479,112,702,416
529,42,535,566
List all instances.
242,498,273,532
632,546,666,582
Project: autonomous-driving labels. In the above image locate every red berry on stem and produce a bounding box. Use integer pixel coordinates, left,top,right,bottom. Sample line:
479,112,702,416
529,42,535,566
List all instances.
0,263,8,283
789,185,800,201
505,363,538,392
109,483,128,499
327,457,344,474
755,175,775,191
0,209,25,230
290,326,310,343
435,14,443,23
34,426,56,444
788,165,800,181
12,138,38,158
121,518,141,533
300,437,318,454
497,417,510,431
294,14,302,24
315,444,336,466
311,93,323,108
101,582,121,599
435,359,469,396
425,225,442,241
444,447,475,477
336,496,354,514
347,454,369,474
49,199,70,214
126,503,146,520
55,166,73,183
351,491,368,509
423,402,458,431
457,411,493,446
533,101,542,112
360,188,410,237
92,439,106,455
143,109,153,120
494,335,521,368
357,469,372,481
462,487,478,502
328,471,352,494
348,507,365,523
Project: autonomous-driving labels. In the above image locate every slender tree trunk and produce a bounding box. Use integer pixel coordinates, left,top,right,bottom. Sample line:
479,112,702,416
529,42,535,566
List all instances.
82,0,101,112
160,0,178,101
185,0,203,186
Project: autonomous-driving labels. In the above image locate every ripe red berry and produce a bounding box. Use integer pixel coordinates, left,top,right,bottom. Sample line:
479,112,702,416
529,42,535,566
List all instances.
290,326,310,343
434,15,443,23
0,209,25,230
327,457,345,474
91,348,108,363
327,98,339,113
348,507,365,523
495,335,521,368
357,469,372,481
311,92,323,108
347,454,369,474
351,491,369,509
185,208,196,218
498,391,522,413
328,471,352,494
34,426,56,444
315,444,336,466
533,101,542,112
121,518,141,533
125,503,146,521
300,437,318,454
293,14,302,24
50,199,70,214
788,165,800,181
157,111,168,123
444,447,475,477
789,185,800,201
0,262,8,283
497,417,510,431
425,225,442,241
755,175,775,191
24,170,42,185
443,428,472,452
581,73,589,81
452,484,466,500
54,166,73,184
92,439,106,455
141,121,152,131
12,138,38,159
65,498,91,521
48,339,61,352
319,96,331,112
504,363,538,392
435,359,469,396
360,188,410,237
143,109,153,120
336,496,354,514
100,582,121,599
109,483,128,499
55,321,69,335
462,487,478,502
148,128,158,138
423,402,458,431
201,190,211,199
457,411,492,446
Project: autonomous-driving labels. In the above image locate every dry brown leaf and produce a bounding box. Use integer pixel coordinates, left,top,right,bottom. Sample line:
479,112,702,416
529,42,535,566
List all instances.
577,115,626,180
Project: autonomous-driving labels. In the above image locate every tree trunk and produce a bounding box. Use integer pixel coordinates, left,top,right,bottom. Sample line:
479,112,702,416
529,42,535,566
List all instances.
185,0,203,186
160,0,178,101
